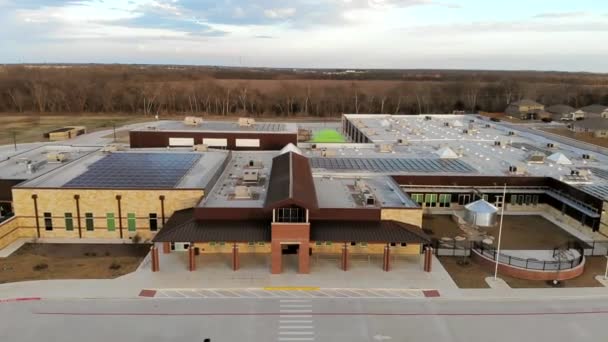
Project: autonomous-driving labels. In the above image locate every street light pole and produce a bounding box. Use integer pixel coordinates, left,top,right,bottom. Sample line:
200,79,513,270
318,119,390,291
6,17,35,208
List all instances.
494,183,507,280
604,255,608,280
12,131,17,151
113,123,117,143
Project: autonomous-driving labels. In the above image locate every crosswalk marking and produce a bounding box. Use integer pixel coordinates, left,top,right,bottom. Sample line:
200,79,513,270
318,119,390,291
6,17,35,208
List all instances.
278,338,314,341
279,331,314,335
280,320,313,324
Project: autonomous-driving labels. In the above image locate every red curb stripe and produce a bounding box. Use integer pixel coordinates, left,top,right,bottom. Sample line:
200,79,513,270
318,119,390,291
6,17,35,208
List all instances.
32,310,608,317
0,297,41,303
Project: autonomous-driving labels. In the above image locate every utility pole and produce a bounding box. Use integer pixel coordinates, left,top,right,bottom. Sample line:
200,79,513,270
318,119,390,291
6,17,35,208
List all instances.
494,183,507,280
12,131,17,151
113,123,117,143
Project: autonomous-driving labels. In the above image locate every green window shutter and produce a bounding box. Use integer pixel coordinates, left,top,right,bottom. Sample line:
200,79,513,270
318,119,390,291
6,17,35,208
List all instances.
65,213,73,231
106,213,115,231
85,213,94,231
127,213,136,232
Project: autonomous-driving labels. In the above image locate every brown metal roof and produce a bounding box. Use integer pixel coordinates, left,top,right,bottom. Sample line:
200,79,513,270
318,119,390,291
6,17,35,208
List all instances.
153,208,271,242
264,151,318,210
310,220,430,244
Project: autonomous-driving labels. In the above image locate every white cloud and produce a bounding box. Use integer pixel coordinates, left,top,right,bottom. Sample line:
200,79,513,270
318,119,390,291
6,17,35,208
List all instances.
263,8,296,19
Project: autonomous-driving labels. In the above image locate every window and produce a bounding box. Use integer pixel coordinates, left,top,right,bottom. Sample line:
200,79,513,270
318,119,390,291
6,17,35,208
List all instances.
316,241,323,246
458,194,471,205
85,213,94,231
127,213,136,232
438,194,452,208
248,242,255,246
275,207,306,223
258,242,265,246
44,212,53,231
495,195,504,208
424,194,437,207
525,195,532,206
149,213,158,231
64,213,73,231
411,194,424,205
106,213,115,231
510,195,518,205
532,195,539,205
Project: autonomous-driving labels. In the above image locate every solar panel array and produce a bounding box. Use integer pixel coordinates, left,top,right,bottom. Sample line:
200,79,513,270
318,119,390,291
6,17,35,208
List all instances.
64,153,201,189
310,157,476,174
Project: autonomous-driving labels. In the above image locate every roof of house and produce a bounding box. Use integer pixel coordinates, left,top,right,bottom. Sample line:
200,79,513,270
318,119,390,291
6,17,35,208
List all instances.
264,151,319,210
572,117,608,130
152,209,271,242
511,99,543,107
546,104,575,115
580,104,608,114
310,220,430,243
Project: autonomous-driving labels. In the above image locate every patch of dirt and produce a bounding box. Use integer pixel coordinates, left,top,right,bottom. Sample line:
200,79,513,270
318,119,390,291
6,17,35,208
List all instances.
0,243,150,284
438,256,604,289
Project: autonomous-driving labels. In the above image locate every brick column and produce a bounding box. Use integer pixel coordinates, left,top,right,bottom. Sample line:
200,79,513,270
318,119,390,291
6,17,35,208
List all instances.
298,242,310,274
271,241,282,274
150,245,159,272
188,245,196,271
162,242,171,254
232,243,239,271
383,244,391,272
341,243,349,271
423,247,433,272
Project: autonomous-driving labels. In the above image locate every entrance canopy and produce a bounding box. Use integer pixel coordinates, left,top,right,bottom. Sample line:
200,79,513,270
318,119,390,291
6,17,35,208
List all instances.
153,209,270,242
311,220,430,244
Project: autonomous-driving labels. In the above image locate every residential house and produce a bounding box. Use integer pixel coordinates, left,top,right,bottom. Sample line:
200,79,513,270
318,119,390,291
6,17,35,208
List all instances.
505,99,545,120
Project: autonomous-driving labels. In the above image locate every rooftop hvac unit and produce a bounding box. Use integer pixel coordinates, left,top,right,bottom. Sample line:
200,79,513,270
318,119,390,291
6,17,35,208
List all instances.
192,144,208,152
582,154,592,160
101,144,125,153
485,124,491,128
242,170,259,183
570,170,580,176
246,160,263,168
469,119,475,123
462,129,469,134
238,117,255,127
47,152,69,163
508,131,515,136
508,164,526,175
183,116,203,126
378,144,394,153
494,141,502,146
425,116,432,120
547,143,556,148
321,149,337,157
234,186,252,200
444,122,450,127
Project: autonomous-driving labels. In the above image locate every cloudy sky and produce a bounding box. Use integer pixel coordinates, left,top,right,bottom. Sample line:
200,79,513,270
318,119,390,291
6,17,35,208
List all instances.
1,0,607,72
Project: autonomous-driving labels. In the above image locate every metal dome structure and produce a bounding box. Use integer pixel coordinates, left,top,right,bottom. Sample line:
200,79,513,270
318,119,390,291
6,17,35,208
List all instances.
464,199,498,227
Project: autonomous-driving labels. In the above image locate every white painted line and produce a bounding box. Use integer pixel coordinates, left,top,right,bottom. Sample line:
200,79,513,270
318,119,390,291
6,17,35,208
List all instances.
280,299,310,303
279,320,313,324
280,305,312,308
280,326,314,329
278,338,314,341
279,331,314,335
280,309,313,313
280,315,312,318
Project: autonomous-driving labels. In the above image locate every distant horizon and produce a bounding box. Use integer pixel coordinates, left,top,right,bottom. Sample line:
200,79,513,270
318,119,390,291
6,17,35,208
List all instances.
2,63,606,76
1,1,607,73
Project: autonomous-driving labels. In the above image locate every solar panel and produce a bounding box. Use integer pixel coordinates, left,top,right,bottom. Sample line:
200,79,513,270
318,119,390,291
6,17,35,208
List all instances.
310,157,476,174
64,153,201,189
581,185,608,201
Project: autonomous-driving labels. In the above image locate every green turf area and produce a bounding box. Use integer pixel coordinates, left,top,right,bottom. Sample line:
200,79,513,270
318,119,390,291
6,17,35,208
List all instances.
310,129,346,143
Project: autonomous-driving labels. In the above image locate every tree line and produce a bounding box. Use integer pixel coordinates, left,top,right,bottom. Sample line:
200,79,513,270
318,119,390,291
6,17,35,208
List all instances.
1,65,607,117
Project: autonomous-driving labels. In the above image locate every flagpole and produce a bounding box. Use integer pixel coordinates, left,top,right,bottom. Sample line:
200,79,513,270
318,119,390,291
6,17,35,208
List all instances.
494,183,507,280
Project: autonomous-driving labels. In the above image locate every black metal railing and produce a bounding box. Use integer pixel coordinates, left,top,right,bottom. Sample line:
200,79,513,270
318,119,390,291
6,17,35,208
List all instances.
473,242,584,271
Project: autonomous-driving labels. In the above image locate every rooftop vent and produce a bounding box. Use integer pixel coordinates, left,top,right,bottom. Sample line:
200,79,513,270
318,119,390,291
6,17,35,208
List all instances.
424,116,432,120
364,193,376,206
582,154,592,160
485,124,491,128
321,149,337,157
508,164,527,175
547,142,557,149
444,122,450,127
508,131,515,136
246,160,264,168
183,116,203,126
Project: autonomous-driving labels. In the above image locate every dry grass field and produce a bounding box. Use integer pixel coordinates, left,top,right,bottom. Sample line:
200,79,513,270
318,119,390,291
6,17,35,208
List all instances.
0,243,150,284
541,127,608,148
0,113,151,145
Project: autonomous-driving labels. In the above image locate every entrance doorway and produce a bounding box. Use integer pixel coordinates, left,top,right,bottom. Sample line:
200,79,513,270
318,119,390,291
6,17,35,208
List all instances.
281,244,300,273
282,244,300,255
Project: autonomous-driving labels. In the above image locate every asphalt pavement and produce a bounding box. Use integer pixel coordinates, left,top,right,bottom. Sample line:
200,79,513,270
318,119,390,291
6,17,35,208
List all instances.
2,296,608,342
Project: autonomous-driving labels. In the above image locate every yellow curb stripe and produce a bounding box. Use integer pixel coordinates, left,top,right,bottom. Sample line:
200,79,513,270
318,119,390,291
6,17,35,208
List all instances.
263,287,320,291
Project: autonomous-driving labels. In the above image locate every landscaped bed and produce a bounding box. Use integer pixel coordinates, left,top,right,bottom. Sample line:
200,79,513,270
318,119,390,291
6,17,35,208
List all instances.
438,255,604,289
0,243,150,284
424,214,587,250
